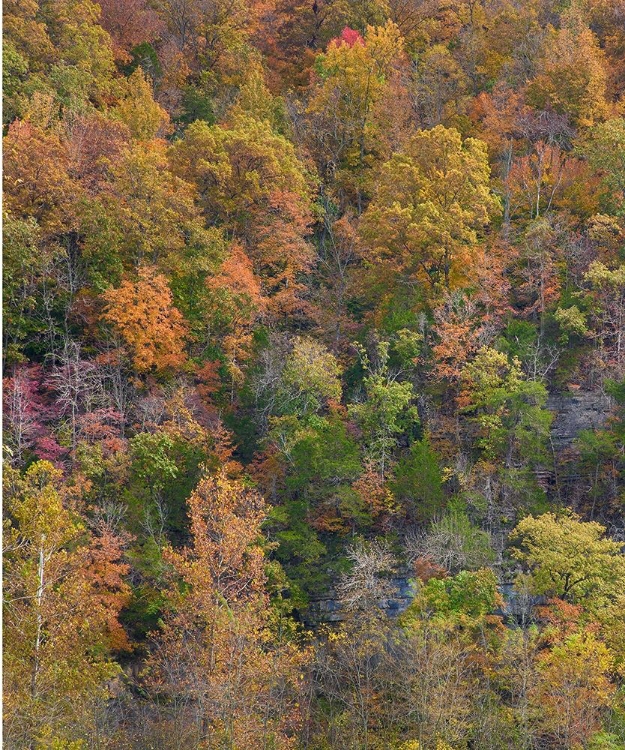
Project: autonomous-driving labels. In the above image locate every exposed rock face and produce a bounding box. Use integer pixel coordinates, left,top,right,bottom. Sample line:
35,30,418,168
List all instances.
308,580,541,626
496,583,545,625
547,390,613,450
307,575,417,624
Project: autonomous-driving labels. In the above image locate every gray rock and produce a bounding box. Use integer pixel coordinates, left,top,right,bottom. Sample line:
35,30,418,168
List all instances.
547,390,612,449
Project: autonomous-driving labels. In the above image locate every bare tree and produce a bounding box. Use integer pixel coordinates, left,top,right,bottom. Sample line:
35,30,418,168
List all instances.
337,540,398,612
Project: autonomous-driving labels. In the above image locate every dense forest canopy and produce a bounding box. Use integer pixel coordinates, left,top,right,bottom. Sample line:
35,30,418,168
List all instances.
3,0,625,747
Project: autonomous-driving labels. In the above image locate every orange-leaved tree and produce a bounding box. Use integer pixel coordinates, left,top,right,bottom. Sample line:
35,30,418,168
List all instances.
146,470,308,748
101,266,188,375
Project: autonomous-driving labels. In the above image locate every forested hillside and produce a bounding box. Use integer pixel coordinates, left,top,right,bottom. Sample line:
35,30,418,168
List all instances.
3,0,625,747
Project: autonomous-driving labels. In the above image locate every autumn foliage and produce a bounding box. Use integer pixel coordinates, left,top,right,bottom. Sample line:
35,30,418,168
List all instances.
3,0,625,747
101,267,188,374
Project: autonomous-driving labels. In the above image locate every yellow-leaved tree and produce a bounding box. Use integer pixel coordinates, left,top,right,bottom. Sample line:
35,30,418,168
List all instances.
3,461,130,748
306,21,405,208
360,125,500,300
526,10,609,129
510,511,625,612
